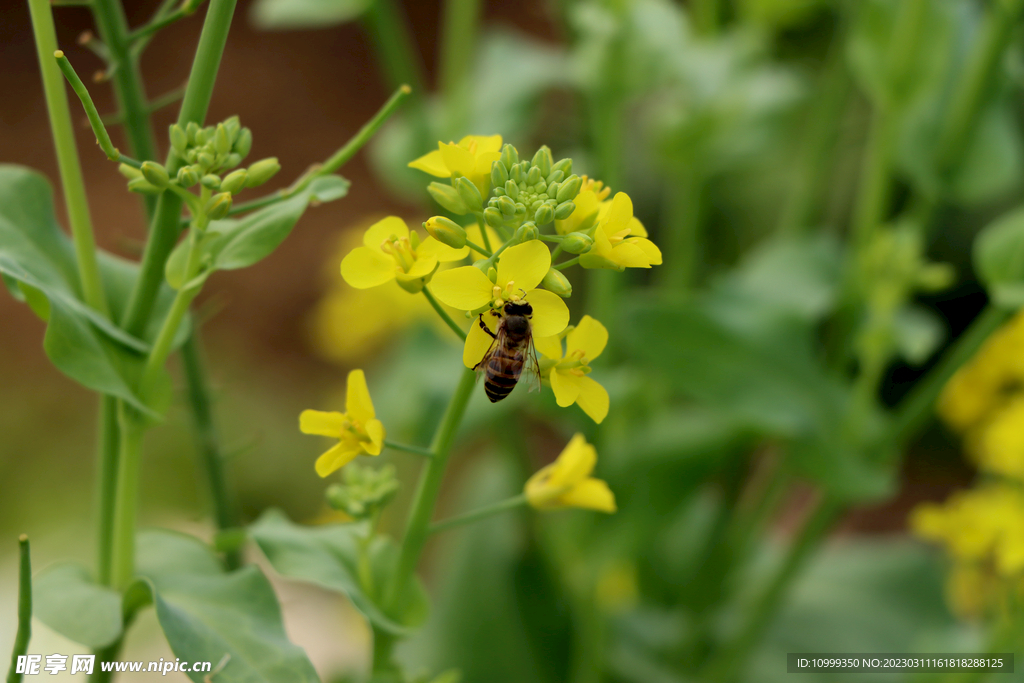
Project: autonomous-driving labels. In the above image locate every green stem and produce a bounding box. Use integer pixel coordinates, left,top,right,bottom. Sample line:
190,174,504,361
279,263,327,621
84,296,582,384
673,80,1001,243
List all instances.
659,164,702,290
438,0,482,138
54,52,119,161
889,304,1010,445
371,627,397,676
385,440,434,458
423,287,467,340
127,0,207,42
95,396,119,585
5,536,31,683
553,256,579,271
110,405,145,589
180,329,241,569
386,367,477,609
851,107,898,247
475,215,493,253
429,494,527,534
27,0,109,316
131,0,180,58
142,283,199,396
464,239,491,257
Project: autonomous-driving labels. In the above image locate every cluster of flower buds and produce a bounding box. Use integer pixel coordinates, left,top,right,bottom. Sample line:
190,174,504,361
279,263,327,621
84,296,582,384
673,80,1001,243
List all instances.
483,145,581,233
118,116,280,222
325,463,399,520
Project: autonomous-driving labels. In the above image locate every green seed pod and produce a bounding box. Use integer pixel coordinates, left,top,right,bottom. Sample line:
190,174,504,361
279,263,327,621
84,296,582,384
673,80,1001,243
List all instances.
546,170,565,184
224,153,242,169
214,124,231,155
455,175,483,211
551,158,572,177
127,177,162,194
185,121,200,145
427,181,469,215
497,195,517,217
532,146,553,177
423,216,468,249
176,165,199,188
554,200,576,221
491,161,509,187
221,169,248,195
197,151,215,169
223,116,241,142
541,267,572,298
504,179,519,200
534,204,555,225
140,161,170,188
500,143,519,169
515,222,539,242
483,207,504,228
245,157,281,188
233,128,253,159
169,124,188,156
562,232,594,254
557,174,582,203
205,192,232,220
526,165,542,186
118,163,142,180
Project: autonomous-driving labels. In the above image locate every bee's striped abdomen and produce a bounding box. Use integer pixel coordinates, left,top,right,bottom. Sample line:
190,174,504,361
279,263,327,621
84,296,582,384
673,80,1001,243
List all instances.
483,347,524,403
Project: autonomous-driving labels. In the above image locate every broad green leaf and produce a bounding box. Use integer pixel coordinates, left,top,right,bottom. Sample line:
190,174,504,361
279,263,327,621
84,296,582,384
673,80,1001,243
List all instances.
949,100,1024,205
250,509,428,636
249,0,372,29
33,563,123,648
973,205,1024,307
135,529,320,683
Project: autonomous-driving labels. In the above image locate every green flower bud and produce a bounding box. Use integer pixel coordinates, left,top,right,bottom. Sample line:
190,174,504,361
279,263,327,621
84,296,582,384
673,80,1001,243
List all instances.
233,128,253,159
140,161,169,188
127,177,161,194
546,170,565,184
424,216,468,249
526,165,542,186
224,153,242,169
500,143,519,169
493,187,506,197
541,267,572,298
531,146,553,177
553,158,572,175
184,121,200,145
118,163,142,180
245,157,281,188
197,151,215,169
562,232,594,254
515,222,538,242
534,204,555,225
325,464,399,520
200,174,221,190
194,126,210,146
557,175,582,203
223,116,241,142
221,169,248,195
176,166,199,188
491,161,509,187
455,175,483,211
483,207,505,228
497,195,517,217
427,181,469,215
169,124,188,156
205,192,232,220
513,203,528,221
554,200,576,221
504,179,519,200
510,163,524,184
547,181,560,198
185,149,198,164
214,124,231,155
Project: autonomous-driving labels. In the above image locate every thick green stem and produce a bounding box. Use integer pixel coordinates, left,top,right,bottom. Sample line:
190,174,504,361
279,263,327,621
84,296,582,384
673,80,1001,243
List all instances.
6,536,31,683
385,440,434,458
438,0,482,138
110,406,145,589
851,107,898,247
27,0,109,316
387,367,477,610
95,396,119,585
429,494,527,534
659,164,702,290
423,287,468,340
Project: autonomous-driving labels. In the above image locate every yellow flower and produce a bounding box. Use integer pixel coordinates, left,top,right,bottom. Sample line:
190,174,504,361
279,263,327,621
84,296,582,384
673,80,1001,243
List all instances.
577,193,662,270
300,369,385,477
525,434,615,512
430,241,571,367
974,398,1024,481
535,315,610,423
408,135,503,195
340,216,469,293
555,176,610,235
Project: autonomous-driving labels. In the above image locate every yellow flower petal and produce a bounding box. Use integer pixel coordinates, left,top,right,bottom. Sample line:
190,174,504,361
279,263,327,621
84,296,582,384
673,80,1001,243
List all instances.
363,216,409,248
341,246,397,289
407,149,450,177
630,237,662,265
496,241,550,293
463,313,497,368
461,134,503,154
299,410,345,437
611,241,652,268
567,315,608,361
472,151,502,185
346,369,376,423
628,216,648,238
559,478,616,512
401,254,438,280
551,433,596,486
315,442,360,477
430,266,494,310
556,189,600,235
440,142,476,178
364,418,385,455
604,192,633,232
533,333,563,361
526,288,570,337
574,374,609,424
417,236,470,263
549,369,581,407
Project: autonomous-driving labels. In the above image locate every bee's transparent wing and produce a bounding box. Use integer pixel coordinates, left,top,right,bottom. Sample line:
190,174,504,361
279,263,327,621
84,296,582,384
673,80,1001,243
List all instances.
525,339,542,393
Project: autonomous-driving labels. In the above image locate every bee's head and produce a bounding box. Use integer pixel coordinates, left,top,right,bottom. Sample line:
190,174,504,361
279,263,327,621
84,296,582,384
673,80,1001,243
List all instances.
504,301,533,317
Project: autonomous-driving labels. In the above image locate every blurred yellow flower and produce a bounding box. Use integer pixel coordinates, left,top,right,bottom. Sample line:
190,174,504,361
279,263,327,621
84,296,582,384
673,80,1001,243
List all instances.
341,216,468,293
300,369,385,477
974,397,1024,481
525,433,616,512
408,134,503,195
535,315,610,424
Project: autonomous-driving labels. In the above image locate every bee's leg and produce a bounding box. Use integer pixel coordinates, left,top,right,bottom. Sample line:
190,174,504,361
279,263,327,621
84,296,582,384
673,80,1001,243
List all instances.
478,314,497,339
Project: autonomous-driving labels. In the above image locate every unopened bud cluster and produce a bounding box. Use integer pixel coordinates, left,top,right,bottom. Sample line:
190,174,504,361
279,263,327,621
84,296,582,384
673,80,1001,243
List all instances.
325,463,399,519
483,145,580,236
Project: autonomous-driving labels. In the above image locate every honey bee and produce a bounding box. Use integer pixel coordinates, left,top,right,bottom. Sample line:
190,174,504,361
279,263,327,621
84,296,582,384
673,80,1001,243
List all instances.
475,301,540,402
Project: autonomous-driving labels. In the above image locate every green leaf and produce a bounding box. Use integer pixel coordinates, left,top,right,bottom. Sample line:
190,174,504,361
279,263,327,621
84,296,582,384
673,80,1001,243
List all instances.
250,509,428,636
135,529,320,683
892,305,945,365
973,205,1024,307
249,0,372,29
949,100,1024,205
33,563,123,649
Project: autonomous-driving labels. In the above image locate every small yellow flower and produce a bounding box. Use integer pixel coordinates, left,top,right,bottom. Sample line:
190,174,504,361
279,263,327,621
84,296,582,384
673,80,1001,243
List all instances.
535,315,609,423
408,135,503,195
555,177,610,235
300,369,385,477
974,398,1024,481
431,241,571,367
577,193,662,270
525,433,616,512
340,216,469,293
